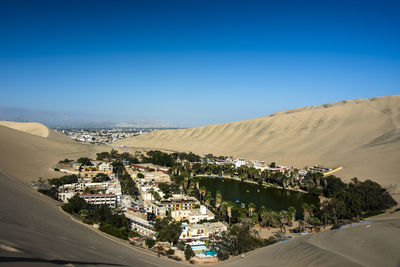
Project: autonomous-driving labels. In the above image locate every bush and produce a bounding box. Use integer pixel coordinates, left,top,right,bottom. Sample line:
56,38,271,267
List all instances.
145,238,155,249
137,173,145,178
184,245,195,261
166,249,175,255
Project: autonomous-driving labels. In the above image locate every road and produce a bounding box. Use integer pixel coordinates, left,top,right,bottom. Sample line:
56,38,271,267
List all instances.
0,170,187,267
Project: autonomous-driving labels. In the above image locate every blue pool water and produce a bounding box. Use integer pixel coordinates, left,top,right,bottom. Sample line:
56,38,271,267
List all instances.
204,250,217,256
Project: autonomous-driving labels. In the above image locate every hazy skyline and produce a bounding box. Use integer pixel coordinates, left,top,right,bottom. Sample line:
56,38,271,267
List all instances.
1,0,399,126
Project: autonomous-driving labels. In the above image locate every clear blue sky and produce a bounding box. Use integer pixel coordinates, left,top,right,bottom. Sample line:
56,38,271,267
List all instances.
1,0,399,126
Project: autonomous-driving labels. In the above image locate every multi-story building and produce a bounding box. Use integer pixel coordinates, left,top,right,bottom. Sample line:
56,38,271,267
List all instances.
180,222,228,240
171,205,215,224
124,211,155,237
158,195,200,211
80,194,117,208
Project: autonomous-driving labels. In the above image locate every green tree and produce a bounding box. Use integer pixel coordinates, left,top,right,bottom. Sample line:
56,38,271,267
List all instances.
184,245,195,260
154,216,182,245
199,186,207,202
215,190,223,209
77,157,93,166
205,191,212,207
92,173,110,183
145,238,155,249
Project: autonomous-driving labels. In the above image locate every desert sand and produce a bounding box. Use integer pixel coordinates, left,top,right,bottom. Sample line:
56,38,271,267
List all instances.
0,121,49,137
116,95,400,187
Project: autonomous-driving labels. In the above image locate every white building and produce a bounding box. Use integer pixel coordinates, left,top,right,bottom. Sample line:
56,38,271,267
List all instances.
98,162,113,172
80,194,117,208
124,211,155,237
235,158,246,168
58,192,75,202
140,186,164,201
171,205,215,224
180,222,227,240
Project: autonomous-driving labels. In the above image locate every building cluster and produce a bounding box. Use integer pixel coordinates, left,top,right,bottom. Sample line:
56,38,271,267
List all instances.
50,155,333,258
56,128,149,144
54,160,227,247
124,164,224,242
208,157,331,177
57,161,122,208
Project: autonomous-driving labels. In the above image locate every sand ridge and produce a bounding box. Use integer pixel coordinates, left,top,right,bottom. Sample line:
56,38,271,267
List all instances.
116,95,400,186
0,121,50,138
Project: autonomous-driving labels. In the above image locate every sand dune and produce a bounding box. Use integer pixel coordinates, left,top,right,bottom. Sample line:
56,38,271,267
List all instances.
0,121,50,137
116,95,400,186
0,123,136,183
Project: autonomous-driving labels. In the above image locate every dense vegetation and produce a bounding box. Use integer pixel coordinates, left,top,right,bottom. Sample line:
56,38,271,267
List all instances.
62,195,132,240
96,149,139,163
171,152,201,162
77,157,93,166
142,150,175,167
211,223,270,261
154,216,182,245
92,173,110,183
158,183,180,199
37,187,58,200
48,174,78,187
320,178,397,224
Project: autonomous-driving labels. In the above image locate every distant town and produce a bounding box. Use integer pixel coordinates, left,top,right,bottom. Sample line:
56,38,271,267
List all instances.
55,128,152,144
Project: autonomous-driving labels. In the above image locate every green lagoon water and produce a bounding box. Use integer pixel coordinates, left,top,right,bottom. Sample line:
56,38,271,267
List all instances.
198,176,319,217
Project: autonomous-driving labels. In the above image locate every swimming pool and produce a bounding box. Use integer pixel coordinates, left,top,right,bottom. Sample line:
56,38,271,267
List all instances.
197,250,217,258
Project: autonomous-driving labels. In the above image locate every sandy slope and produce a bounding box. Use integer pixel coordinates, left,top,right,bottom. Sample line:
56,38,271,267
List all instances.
0,121,50,137
116,95,400,186
220,211,400,267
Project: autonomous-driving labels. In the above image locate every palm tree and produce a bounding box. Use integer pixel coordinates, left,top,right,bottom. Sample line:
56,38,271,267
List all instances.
279,210,288,234
287,206,296,226
302,203,315,229
205,192,212,208
261,210,275,229
199,186,206,203
248,203,256,217
215,190,222,209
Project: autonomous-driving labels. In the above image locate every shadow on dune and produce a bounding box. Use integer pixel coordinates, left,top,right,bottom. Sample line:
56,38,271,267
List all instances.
0,256,126,266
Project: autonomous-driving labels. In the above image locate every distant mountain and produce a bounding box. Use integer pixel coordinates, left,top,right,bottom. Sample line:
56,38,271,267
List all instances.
0,107,176,128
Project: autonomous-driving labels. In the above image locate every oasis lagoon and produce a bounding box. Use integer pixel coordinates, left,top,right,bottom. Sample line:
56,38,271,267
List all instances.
198,176,319,217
